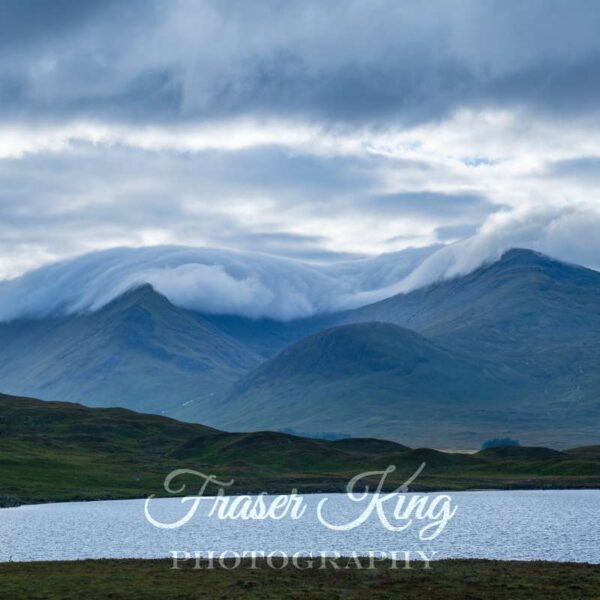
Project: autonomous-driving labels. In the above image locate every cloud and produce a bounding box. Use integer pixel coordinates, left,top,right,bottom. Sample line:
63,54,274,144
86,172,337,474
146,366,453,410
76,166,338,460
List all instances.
0,139,478,278
434,223,481,242
548,156,600,182
1,203,599,323
1,1,600,303
2,108,600,283
396,206,600,293
1,1,600,126
0,244,441,322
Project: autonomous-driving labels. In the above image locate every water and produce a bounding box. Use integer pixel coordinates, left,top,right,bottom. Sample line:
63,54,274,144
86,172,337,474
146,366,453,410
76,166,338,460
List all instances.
0,490,598,563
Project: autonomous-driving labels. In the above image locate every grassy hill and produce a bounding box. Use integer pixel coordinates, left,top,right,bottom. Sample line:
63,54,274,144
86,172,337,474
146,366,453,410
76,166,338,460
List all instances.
0,393,598,507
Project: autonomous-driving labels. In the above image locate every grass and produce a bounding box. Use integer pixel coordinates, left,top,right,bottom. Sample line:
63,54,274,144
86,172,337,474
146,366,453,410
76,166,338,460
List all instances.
1,392,599,507
0,558,598,599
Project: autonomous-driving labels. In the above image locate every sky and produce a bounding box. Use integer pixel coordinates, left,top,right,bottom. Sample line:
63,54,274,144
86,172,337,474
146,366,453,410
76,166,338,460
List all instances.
1,0,600,318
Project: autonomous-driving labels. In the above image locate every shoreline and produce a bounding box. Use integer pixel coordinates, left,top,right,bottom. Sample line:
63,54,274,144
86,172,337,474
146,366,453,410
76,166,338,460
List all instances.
0,553,600,571
2,555,599,567
2,483,599,510
0,558,598,599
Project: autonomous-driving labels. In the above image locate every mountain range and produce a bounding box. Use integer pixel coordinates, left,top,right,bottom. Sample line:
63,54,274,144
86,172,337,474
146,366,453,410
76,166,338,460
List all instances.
0,248,598,447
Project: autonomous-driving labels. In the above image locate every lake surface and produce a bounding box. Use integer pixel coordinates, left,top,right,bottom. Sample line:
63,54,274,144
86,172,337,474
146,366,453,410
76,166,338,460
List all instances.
1,490,598,563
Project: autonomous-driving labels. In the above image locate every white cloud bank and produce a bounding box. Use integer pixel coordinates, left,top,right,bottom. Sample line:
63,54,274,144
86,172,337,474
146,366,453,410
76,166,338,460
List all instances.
0,204,598,322
0,244,437,322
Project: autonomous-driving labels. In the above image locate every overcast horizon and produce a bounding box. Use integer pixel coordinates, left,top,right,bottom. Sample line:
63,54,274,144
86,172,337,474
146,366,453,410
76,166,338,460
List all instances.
2,0,600,290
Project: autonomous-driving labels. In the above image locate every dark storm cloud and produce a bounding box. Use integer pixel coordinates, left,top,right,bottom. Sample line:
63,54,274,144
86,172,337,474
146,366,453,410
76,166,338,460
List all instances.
0,1,112,47
1,0,600,125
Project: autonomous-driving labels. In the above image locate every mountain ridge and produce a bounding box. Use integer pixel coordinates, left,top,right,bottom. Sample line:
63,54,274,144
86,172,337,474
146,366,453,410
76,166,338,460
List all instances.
0,248,598,447
217,249,600,446
0,284,261,416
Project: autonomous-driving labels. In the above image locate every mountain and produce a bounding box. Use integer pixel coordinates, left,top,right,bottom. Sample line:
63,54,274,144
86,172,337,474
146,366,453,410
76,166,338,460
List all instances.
209,249,600,392
1,392,598,506
219,250,600,446
340,249,600,365
0,285,260,417
218,322,533,446
0,249,598,447
338,249,600,411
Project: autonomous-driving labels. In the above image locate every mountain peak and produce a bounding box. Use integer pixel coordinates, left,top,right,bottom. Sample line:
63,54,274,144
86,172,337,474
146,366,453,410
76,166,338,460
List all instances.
231,321,450,383
498,247,548,264
100,283,173,314
485,247,600,287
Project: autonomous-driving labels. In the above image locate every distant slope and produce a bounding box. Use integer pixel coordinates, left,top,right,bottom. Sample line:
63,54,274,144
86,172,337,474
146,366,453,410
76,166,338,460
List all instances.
0,286,260,417
1,393,598,506
205,248,600,368
217,250,600,446
206,249,600,406
219,322,526,447
324,249,600,445
340,249,600,399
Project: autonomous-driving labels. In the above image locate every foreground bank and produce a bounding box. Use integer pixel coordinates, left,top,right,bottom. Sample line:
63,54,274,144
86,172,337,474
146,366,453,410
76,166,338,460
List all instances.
0,559,599,599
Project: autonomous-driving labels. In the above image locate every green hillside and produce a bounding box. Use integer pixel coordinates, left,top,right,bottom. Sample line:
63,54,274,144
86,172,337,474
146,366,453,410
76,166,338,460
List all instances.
0,393,598,507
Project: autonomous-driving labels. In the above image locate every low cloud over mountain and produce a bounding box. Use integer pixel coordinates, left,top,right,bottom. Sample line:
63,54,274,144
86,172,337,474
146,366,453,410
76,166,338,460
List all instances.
1,201,600,323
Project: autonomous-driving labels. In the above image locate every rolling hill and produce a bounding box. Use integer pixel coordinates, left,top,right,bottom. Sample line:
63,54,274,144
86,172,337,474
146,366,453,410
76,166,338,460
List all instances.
1,392,598,507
